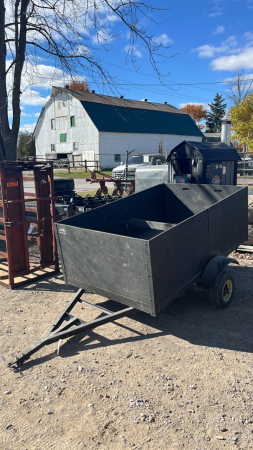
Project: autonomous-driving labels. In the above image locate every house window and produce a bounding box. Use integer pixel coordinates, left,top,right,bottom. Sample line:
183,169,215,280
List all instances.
114,154,121,162
70,116,75,127
51,144,55,152
60,133,67,143
73,142,78,152
51,119,55,129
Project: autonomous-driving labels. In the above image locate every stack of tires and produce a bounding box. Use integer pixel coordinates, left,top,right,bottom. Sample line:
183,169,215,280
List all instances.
54,178,75,197
54,178,75,220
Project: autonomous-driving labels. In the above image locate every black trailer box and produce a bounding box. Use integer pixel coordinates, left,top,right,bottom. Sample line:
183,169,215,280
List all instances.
55,184,248,316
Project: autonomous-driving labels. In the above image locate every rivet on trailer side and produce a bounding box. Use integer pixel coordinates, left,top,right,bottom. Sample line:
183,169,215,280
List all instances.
9,183,248,367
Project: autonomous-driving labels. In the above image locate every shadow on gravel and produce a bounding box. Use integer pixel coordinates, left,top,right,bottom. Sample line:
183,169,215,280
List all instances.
21,273,77,293
15,264,253,371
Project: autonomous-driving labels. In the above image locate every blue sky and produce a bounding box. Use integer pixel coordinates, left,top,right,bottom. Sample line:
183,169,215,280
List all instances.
19,0,253,132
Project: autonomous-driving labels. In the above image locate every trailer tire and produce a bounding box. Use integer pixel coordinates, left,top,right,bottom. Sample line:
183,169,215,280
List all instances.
210,272,234,309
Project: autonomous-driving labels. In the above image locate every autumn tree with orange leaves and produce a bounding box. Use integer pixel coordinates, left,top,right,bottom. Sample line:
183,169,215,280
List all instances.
68,80,90,92
180,104,208,130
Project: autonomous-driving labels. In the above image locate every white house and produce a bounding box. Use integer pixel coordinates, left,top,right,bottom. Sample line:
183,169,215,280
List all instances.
34,86,203,168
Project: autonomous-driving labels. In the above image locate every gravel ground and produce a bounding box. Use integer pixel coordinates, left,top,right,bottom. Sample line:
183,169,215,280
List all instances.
0,253,253,450
0,195,253,450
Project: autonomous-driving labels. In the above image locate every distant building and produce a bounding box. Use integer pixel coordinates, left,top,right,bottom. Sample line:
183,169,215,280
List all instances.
203,120,233,146
34,87,203,168
203,132,221,143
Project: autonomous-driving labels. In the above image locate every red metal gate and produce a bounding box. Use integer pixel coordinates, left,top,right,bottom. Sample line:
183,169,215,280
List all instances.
0,160,59,288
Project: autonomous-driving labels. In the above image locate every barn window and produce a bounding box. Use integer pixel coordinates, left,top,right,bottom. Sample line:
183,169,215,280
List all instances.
51,144,55,152
60,133,67,143
51,119,55,129
114,154,121,162
70,116,75,127
73,142,78,151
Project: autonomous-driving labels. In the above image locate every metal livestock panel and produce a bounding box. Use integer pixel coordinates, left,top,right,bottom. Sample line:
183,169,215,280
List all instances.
55,184,248,316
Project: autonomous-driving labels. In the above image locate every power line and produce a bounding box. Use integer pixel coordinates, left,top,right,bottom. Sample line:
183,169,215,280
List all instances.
96,77,228,95
100,59,253,87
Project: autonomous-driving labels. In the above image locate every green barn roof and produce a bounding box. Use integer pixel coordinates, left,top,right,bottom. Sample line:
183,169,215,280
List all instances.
34,88,203,138
81,101,203,137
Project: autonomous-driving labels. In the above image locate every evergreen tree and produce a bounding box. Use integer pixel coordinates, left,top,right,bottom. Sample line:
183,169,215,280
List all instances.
206,94,227,132
17,133,35,159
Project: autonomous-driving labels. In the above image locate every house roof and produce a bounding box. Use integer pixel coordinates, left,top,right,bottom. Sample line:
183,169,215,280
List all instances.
34,87,203,137
168,141,241,162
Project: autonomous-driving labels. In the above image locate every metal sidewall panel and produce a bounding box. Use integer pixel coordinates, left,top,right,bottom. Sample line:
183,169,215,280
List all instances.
207,189,248,255
55,226,155,315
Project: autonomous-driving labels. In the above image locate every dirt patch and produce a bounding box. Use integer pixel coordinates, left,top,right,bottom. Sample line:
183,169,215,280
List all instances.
1,255,253,450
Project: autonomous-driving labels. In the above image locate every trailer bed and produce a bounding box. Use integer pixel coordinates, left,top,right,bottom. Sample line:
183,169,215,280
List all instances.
55,184,248,316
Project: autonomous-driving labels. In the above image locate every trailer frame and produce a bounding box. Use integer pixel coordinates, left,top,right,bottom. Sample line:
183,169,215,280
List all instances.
8,288,134,367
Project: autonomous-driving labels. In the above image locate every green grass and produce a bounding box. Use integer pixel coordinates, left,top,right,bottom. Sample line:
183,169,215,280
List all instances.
54,169,112,179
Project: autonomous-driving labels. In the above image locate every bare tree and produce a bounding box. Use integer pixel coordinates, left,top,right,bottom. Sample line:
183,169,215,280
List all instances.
0,0,172,160
226,67,253,107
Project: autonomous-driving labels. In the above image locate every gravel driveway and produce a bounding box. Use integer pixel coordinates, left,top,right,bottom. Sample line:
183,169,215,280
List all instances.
1,251,253,450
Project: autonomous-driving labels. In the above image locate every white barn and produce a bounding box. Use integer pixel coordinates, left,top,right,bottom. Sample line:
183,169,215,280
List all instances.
34,86,203,168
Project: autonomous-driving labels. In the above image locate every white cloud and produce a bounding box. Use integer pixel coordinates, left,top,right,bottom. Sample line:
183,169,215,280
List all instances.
91,28,113,45
71,45,92,57
223,72,253,83
213,26,225,35
20,123,36,132
225,35,238,48
153,34,172,46
209,12,222,17
6,61,70,113
34,112,40,117
106,14,120,23
244,31,253,41
124,45,142,58
211,47,253,70
193,33,253,72
193,35,239,59
21,112,32,117
193,44,228,58
21,89,50,106
208,5,225,18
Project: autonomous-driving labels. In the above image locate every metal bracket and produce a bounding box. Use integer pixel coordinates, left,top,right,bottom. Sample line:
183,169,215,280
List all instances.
8,289,134,367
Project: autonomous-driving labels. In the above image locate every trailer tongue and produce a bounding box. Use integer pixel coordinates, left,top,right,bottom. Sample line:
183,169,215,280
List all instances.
9,184,248,366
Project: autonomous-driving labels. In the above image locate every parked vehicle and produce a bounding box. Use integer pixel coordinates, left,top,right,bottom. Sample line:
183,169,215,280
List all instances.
112,153,166,180
237,154,253,176
53,158,69,169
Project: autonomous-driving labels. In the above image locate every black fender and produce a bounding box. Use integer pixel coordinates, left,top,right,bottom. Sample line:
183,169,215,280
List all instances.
200,256,239,288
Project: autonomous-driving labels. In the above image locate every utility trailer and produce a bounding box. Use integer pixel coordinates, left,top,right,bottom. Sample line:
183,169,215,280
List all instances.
9,184,248,366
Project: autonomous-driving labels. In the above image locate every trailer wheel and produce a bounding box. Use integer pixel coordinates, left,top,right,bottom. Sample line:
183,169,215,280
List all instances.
210,272,234,308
